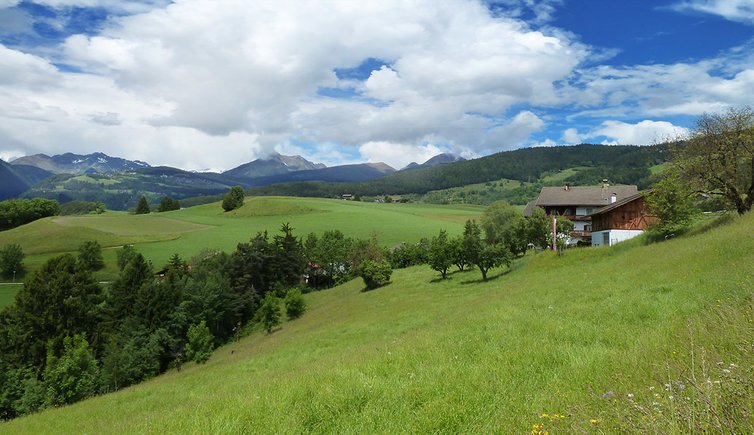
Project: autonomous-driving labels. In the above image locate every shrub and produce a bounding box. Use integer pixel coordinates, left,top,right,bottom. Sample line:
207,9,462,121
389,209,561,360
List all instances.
284,288,306,320
358,260,392,290
260,293,282,333
185,321,214,364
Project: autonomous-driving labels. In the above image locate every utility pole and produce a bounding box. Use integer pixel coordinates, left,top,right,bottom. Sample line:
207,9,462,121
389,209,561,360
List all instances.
552,216,557,251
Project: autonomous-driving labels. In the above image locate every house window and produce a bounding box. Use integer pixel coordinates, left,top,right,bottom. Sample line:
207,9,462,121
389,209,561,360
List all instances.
603,232,609,246
585,224,592,232
586,208,593,214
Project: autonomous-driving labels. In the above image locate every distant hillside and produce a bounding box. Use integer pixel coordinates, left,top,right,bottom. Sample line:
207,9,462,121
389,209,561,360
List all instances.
23,167,241,210
401,153,466,170
11,152,150,174
252,144,669,199
0,160,54,200
223,152,326,179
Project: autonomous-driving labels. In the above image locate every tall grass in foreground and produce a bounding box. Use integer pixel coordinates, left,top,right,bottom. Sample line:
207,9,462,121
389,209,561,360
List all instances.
3,213,753,433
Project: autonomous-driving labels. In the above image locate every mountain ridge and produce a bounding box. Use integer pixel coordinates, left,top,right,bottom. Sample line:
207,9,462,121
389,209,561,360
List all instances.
11,152,150,174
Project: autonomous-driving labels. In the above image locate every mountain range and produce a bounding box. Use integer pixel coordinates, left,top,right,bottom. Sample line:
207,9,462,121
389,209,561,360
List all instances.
1,150,466,207
1,145,666,210
11,152,150,174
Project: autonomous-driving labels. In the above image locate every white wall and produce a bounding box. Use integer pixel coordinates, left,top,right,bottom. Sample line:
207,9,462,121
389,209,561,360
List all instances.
591,229,644,247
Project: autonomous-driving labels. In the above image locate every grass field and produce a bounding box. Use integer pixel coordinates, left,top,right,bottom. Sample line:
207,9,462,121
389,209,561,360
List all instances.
4,209,752,433
0,197,482,292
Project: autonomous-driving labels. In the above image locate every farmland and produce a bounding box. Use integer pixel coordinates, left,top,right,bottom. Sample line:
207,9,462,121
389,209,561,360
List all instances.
3,205,753,433
0,197,483,290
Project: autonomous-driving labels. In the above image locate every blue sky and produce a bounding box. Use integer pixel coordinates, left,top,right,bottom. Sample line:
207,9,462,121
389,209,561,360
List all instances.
0,0,753,171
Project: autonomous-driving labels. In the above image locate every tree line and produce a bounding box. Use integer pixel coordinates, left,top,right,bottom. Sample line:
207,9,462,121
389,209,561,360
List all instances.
0,222,404,419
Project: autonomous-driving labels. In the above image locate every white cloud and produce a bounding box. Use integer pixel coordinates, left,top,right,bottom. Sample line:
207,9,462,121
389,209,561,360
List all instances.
531,138,557,147
588,120,689,145
1,0,750,171
566,55,754,118
562,127,582,144
671,0,754,23
16,0,583,167
484,111,546,150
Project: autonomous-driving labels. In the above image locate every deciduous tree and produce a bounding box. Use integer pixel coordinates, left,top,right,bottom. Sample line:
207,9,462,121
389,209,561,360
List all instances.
673,106,754,214
78,240,105,271
0,243,24,279
429,230,453,279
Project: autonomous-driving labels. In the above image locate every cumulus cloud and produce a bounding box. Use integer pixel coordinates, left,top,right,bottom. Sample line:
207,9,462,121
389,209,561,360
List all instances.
671,0,754,24
1,0,750,171
588,120,689,145
47,0,585,165
562,127,582,144
566,55,754,118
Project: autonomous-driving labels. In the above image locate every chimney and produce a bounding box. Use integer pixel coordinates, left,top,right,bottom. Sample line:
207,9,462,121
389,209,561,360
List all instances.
564,185,569,191
611,193,617,204
602,179,609,189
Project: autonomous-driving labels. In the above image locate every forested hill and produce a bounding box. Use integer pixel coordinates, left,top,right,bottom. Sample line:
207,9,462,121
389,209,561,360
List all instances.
251,144,669,198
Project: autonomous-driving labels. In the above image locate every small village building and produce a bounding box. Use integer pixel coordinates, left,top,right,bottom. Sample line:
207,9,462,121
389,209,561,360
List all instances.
589,192,657,246
524,183,639,243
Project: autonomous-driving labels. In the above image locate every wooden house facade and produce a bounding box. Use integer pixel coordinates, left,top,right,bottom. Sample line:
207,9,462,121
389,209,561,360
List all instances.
590,193,657,246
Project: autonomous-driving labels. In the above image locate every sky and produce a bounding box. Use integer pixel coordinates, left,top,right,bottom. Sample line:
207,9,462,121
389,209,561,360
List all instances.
0,0,753,172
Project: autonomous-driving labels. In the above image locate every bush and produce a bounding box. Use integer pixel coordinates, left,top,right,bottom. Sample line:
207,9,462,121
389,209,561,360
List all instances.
284,288,306,320
259,293,282,333
358,260,392,290
185,321,214,364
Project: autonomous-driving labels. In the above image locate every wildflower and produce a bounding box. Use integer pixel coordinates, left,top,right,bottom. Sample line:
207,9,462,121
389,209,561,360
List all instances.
601,390,615,398
627,393,634,398
589,418,602,425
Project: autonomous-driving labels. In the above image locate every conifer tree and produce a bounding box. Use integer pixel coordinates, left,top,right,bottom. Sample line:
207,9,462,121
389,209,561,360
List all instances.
135,196,150,214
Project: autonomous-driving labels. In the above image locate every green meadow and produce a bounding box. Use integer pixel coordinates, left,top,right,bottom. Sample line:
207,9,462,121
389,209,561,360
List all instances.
0,197,483,289
3,207,753,433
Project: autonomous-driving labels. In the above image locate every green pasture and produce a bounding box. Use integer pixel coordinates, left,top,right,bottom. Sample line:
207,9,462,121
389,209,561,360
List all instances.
5,211,753,433
0,197,482,290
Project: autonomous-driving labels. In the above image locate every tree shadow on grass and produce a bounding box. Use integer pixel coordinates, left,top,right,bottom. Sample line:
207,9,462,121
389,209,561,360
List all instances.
361,281,393,292
460,267,512,285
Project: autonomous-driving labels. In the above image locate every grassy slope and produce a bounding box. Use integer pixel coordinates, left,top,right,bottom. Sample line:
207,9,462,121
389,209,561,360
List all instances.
5,212,753,433
0,197,482,287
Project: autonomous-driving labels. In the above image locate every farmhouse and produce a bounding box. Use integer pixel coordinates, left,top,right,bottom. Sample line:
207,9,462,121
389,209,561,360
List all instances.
524,182,639,243
589,192,657,246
